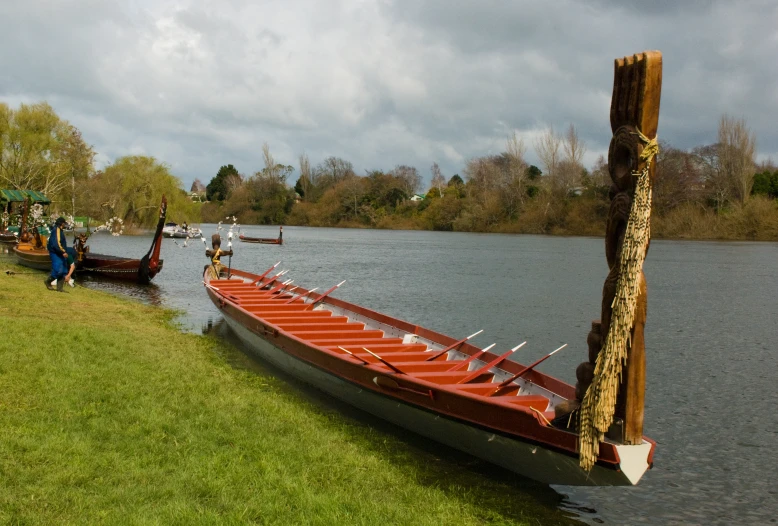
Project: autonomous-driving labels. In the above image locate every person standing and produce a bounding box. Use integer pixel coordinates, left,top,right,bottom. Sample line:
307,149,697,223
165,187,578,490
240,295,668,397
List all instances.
46,217,69,292
205,233,232,279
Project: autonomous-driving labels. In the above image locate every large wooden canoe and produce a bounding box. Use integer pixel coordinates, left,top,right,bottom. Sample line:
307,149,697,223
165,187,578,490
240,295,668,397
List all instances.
14,197,167,285
73,197,167,284
239,226,283,245
203,265,655,486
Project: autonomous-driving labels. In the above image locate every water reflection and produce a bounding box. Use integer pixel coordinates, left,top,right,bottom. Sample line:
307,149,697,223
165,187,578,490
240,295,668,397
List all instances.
78,274,164,306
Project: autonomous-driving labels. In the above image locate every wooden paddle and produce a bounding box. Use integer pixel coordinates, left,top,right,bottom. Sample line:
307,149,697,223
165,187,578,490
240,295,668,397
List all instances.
488,344,567,397
424,330,484,361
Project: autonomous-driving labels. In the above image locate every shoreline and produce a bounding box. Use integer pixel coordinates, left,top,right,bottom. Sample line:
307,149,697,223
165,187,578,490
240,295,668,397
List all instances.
228,222,778,243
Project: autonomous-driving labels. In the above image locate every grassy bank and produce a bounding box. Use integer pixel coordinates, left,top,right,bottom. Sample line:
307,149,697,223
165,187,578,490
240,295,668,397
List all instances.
0,263,578,525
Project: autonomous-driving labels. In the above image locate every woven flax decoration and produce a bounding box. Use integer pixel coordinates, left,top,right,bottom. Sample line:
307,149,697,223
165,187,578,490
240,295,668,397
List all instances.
579,131,658,471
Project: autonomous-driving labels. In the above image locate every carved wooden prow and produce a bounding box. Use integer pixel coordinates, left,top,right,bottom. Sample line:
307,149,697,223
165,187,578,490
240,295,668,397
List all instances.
574,52,662,447
18,197,33,243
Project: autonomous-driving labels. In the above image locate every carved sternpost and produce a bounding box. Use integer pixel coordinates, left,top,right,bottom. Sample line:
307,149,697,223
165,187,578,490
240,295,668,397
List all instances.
576,52,662,470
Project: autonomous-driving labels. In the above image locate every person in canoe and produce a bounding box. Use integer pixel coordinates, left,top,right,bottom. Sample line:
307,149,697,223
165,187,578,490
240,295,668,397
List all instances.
46,216,69,291
205,233,232,279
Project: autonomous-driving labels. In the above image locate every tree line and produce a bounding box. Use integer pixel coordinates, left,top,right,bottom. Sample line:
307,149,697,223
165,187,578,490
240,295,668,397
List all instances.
202,117,778,240
3,100,776,239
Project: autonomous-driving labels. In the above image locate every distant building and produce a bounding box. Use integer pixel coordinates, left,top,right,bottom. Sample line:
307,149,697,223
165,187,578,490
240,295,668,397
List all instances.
410,194,426,202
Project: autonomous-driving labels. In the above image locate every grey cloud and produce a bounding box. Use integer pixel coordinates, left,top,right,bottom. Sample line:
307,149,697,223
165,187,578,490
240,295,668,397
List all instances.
1,0,776,190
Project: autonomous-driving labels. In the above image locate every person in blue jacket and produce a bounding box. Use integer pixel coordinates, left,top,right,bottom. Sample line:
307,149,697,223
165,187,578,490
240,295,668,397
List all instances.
46,217,69,291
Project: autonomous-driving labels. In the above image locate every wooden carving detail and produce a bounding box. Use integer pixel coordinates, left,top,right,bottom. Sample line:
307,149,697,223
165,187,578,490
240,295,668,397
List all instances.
574,52,662,451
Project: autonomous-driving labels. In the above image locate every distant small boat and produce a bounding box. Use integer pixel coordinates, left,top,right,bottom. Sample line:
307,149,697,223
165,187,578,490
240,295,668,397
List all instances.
162,222,179,237
239,226,283,245
163,222,202,239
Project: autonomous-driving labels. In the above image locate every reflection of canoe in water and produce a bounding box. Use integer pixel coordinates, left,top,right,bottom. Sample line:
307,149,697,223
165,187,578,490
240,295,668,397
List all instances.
14,197,168,285
203,264,655,486
239,226,283,245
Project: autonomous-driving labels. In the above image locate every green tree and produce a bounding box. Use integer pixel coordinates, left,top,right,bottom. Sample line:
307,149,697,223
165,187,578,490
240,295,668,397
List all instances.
294,176,308,198
0,102,94,204
752,170,778,198
88,156,190,228
207,164,241,201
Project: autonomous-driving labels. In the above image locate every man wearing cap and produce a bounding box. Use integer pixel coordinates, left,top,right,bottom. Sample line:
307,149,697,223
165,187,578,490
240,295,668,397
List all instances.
46,217,69,291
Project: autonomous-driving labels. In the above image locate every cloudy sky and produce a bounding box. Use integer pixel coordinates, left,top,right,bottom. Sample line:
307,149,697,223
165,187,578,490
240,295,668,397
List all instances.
1,0,776,190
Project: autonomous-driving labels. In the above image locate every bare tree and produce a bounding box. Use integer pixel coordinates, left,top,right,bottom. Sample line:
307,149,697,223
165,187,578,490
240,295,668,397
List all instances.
392,165,421,197
533,125,561,179
563,123,586,166
224,172,244,197
506,131,527,162
554,123,587,193
693,143,729,209
316,157,355,190
430,162,445,197
262,142,281,182
341,174,364,219
190,179,206,193
718,114,756,204
653,142,703,213
589,155,610,190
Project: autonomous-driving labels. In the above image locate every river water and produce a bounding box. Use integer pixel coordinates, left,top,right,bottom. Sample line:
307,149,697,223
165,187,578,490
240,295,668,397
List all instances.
11,225,776,525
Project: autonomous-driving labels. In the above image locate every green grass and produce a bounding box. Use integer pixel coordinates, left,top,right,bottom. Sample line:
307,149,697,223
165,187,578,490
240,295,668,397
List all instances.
0,263,578,525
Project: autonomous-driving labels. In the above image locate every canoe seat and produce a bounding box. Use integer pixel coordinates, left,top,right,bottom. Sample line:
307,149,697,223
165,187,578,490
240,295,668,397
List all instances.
276,319,356,331
310,337,404,346
489,395,550,412
413,370,494,385
388,361,468,373
328,344,429,355
288,329,384,340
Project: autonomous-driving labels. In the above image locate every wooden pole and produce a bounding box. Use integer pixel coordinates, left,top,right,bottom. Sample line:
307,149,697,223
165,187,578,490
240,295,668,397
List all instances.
577,52,662,448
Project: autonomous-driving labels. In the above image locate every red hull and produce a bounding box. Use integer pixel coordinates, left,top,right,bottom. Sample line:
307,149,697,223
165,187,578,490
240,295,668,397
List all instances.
239,237,281,245
203,266,655,486
79,253,164,282
239,226,283,245
14,197,168,285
